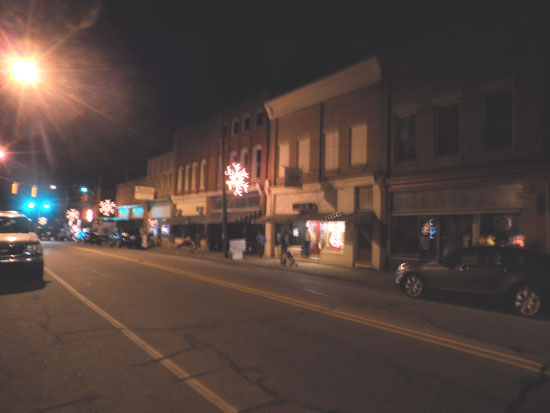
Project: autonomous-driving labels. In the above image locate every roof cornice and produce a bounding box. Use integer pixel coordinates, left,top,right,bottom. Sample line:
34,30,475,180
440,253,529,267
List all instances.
264,56,382,120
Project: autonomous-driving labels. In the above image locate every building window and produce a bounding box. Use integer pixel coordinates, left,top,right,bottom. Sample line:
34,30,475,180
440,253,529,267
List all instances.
256,111,264,127
184,164,190,192
243,115,251,132
252,145,262,181
229,151,238,164
350,123,367,166
199,159,207,190
355,186,373,211
486,91,513,151
240,148,249,169
396,115,416,162
436,104,459,156
278,143,289,177
324,131,339,170
191,162,198,191
297,138,310,173
232,118,240,136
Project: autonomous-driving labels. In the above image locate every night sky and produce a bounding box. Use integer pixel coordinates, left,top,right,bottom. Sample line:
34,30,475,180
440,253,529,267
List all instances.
0,0,538,206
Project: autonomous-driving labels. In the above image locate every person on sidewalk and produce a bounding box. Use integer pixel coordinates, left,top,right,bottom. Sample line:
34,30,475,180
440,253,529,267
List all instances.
303,226,311,258
256,231,266,258
279,229,289,265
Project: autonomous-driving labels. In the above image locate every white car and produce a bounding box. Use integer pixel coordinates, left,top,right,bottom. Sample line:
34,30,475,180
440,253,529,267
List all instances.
0,211,44,279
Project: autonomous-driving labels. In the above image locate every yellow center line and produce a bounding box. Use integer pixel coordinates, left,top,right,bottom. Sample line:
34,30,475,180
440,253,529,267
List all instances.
44,267,238,413
74,247,548,377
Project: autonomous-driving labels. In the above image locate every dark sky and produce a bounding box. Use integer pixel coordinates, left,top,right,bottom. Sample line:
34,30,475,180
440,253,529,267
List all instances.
0,0,538,202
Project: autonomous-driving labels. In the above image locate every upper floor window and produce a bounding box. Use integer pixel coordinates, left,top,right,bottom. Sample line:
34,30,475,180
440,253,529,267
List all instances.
191,162,198,191
278,143,289,177
436,104,459,156
184,164,191,192
199,159,207,190
243,115,251,132
252,145,262,181
240,148,249,169
177,166,183,193
486,91,512,151
396,115,416,162
232,119,240,136
297,138,310,173
350,123,368,166
229,151,238,164
256,111,264,128
324,131,339,170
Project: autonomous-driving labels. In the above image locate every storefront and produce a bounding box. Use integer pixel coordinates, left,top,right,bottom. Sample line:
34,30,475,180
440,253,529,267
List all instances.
389,179,544,265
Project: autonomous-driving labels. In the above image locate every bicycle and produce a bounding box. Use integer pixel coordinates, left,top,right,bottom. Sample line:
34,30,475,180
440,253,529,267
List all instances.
280,251,298,268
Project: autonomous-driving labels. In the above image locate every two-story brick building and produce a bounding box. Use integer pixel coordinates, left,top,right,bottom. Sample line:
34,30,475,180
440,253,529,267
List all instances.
263,57,387,269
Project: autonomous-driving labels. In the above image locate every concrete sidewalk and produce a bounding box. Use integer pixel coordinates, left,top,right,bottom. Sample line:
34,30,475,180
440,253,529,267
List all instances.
144,245,394,288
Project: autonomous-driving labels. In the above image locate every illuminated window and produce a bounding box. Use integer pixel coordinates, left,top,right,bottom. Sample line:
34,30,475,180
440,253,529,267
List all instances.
199,159,207,190
324,131,339,170
436,104,459,156
350,124,367,166
486,91,512,150
396,115,416,162
278,143,289,177
191,162,198,191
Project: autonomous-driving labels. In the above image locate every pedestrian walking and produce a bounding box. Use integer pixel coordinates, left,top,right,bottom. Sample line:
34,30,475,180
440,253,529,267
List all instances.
279,229,289,265
303,226,311,258
256,231,266,258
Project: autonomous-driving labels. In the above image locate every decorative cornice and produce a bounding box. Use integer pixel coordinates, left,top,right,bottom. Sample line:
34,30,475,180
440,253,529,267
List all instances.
264,56,382,120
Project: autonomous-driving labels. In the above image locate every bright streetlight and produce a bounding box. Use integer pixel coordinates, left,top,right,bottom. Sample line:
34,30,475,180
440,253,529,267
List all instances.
0,148,5,159
11,58,39,84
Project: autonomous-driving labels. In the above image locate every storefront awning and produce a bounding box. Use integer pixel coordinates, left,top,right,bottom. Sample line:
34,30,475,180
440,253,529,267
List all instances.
260,211,374,225
165,211,262,225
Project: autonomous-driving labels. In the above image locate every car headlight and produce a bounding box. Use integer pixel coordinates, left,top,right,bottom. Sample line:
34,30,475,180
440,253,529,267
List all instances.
24,243,43,255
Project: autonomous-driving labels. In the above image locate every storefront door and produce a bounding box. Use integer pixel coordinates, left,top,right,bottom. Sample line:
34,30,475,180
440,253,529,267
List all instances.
356,224,372,263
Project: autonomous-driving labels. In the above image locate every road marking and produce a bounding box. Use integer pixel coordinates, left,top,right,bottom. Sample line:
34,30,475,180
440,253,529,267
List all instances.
74,247,549,377
45,267,238,413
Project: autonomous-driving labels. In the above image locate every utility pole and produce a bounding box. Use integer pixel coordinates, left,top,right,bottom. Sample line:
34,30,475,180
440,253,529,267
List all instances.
220,119,229,258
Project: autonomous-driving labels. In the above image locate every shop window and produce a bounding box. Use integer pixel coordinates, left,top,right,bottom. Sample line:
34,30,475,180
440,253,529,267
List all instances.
324,131,339,170
297,138,310,173
479,214,524,248
391,215,437,258
350,123,367,166
436,104,459,156
322,221,345,252
396,115,416,162
486,91,512,151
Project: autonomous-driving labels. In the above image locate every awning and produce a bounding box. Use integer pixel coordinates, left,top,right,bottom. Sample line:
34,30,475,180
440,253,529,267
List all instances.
165,211,262,225
259,211,374,225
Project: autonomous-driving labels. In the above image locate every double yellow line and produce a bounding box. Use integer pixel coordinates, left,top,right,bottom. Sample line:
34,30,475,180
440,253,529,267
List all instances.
76,247,549,377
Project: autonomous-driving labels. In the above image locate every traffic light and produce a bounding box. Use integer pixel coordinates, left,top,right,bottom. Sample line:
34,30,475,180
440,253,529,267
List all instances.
11,182,18,194
31,185,37,198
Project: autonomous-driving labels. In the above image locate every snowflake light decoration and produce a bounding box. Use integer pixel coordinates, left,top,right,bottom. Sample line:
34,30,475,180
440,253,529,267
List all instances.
99,199,117,216
38,217,47,226
225,163,249,196
66,209,80,226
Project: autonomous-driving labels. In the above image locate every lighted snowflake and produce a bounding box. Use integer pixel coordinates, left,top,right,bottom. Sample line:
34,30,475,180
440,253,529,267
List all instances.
38,217,47,226
66,209,80,226
225,163,249,196
99,199,117,216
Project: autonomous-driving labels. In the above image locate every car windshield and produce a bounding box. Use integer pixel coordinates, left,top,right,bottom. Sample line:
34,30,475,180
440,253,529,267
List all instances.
0,217,33,233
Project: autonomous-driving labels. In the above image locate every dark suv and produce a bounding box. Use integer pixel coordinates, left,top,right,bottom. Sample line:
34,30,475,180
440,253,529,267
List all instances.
395,246,550,316
0,211,44,279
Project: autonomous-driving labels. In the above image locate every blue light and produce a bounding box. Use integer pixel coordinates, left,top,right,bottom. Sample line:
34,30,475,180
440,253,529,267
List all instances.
80,186,88,193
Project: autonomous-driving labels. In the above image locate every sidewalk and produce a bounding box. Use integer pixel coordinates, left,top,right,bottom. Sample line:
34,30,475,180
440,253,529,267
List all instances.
144,246,394,288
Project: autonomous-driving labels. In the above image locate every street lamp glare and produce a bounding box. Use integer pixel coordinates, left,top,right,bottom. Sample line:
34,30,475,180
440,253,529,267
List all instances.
11,59,39,83
0,149,5,159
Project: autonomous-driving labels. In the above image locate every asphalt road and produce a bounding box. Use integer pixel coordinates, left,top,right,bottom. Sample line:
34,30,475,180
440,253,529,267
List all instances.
1,241,549,412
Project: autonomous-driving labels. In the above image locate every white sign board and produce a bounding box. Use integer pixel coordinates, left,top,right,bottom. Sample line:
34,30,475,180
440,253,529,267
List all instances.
229,238,246,260
135,185,155,200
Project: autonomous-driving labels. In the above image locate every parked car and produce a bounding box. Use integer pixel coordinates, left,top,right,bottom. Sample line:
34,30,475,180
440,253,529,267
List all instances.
107,230,141,248
394,246,550,317
0,211,43,279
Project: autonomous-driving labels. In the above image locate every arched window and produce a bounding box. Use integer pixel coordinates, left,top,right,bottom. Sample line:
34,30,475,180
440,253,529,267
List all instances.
184,164,190,192
252,145,262,181
240,148,249,170
229,151,238,165
199,159,207,190
191,162,198,191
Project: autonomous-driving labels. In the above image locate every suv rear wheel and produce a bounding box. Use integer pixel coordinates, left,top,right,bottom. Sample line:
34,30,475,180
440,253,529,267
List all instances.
512,285,542,316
